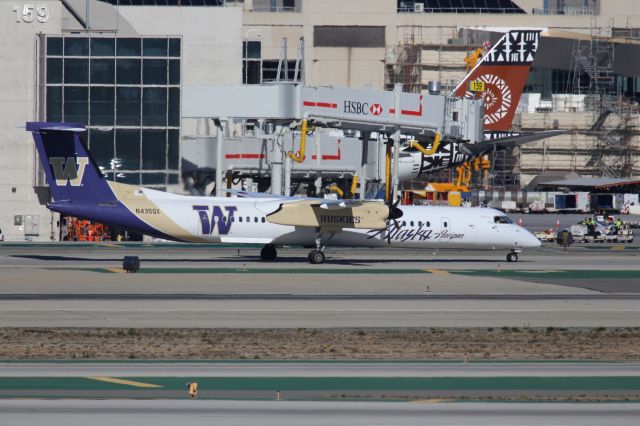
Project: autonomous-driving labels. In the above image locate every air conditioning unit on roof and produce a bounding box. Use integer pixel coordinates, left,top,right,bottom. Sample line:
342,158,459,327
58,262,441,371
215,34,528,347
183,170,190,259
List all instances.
414,2,424,12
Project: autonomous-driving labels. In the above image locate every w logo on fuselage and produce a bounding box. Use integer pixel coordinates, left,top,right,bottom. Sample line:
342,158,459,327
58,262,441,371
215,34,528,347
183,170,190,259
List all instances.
49,157,89,187
192,205,237,235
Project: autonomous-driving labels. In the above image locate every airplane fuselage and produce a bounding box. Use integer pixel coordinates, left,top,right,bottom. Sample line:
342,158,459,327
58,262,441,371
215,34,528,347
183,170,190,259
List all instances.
65,184,539,250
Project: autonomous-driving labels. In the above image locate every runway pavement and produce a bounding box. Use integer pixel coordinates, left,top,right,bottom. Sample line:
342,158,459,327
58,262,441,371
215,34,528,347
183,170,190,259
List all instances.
0,243,639,327
3,361,640,377
3,400,640,426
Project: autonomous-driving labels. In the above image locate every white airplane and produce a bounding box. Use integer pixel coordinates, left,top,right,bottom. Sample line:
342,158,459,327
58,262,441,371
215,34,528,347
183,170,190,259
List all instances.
27,122,541,264
397,29,565,181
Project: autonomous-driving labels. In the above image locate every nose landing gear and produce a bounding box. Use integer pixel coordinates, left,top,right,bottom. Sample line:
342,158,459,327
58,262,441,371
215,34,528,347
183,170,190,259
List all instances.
506,248,521,262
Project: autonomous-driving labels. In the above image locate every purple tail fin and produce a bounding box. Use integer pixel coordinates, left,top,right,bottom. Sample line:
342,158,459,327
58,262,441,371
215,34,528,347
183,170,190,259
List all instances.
27,122,115,205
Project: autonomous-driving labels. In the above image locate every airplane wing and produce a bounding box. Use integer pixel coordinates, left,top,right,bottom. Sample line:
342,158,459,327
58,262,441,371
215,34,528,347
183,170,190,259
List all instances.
458,130,566,156
226,190,392,229
225,188,369,209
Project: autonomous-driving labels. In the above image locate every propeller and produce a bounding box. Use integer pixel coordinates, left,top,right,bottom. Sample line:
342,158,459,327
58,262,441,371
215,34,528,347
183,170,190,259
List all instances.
385,199,404,244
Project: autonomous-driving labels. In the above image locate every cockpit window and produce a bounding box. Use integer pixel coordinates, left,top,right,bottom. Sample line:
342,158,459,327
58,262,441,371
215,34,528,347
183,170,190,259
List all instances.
494,216,512,224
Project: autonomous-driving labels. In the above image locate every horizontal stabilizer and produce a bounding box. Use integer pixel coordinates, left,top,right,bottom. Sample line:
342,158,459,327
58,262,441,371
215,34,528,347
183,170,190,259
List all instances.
225,189,283,199
459,130,566,156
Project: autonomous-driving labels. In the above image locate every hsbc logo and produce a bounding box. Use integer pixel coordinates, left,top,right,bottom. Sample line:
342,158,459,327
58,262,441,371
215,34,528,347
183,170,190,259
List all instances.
49,157,88,187
343,100,383,116
369,103,382,115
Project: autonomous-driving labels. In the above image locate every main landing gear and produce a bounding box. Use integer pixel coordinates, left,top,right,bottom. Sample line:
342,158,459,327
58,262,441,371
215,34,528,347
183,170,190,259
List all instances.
506,248,521,262
260,244,277,261
308,228,334,264
261,230,334,264
308,250,325,265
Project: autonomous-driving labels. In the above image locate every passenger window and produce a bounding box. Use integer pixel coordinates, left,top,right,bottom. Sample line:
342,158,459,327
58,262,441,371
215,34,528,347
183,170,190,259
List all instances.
418,221,423,227
261,217,265,223
443,221,448,227
239,217,243,223
254,217,258,223
246,216,250,222
222,216,227,223
426,221,430,227
402,221,406,226
410,221,414,227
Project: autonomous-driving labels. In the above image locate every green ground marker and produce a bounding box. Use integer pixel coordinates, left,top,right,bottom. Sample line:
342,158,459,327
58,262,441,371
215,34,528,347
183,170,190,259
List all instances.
1,377,639,392
83,267,640,278
451,270,640,280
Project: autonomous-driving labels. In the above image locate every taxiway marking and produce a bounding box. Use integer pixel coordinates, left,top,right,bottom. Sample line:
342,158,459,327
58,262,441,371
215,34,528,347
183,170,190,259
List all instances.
87,377,162,388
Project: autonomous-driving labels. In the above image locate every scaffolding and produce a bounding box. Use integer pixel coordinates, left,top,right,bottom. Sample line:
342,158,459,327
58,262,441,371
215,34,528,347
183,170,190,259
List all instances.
574,18,636,178
384,26,469,94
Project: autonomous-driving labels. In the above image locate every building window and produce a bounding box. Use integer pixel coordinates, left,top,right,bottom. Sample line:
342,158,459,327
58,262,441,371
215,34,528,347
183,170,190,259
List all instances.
262,60,298,82
397,0,525,14
252,0,300,12
243,41,301,84
96,0,228,6
44,36,182,187
243,41,262,84
314,26,385,48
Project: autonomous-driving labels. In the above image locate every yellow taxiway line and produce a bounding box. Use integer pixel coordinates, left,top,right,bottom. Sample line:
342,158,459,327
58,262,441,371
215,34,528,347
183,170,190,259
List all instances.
88,377,163,388
425,269,449,275
412,398,454,404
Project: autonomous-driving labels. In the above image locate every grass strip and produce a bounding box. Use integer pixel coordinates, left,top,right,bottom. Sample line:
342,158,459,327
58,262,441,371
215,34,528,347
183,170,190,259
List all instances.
1,377,639,392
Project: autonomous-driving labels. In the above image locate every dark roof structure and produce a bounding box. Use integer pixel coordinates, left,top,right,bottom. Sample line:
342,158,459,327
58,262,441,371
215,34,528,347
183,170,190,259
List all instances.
538,177,640,192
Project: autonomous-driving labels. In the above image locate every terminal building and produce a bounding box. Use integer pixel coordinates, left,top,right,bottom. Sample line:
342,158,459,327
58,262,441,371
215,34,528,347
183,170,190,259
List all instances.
2,0,640,240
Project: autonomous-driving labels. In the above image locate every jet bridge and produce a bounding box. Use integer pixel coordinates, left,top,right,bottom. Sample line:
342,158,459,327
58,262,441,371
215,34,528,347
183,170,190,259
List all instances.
182,83,483,197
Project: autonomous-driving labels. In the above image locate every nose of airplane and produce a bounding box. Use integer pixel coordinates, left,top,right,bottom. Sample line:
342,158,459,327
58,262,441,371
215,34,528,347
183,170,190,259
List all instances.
520,227,542,248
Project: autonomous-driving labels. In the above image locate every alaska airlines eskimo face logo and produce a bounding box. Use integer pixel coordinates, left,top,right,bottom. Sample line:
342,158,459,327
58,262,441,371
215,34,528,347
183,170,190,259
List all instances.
49,157,89,186
192,205,237,235
465,74,512,125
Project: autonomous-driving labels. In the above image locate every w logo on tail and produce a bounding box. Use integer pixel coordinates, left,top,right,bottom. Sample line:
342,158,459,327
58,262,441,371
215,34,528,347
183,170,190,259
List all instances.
49,157,89,186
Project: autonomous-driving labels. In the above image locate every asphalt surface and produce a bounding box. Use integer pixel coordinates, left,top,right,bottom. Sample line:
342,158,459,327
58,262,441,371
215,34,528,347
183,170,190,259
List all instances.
2,298,638,327
0,243,639,327
2,361,639,378
2,400,640,426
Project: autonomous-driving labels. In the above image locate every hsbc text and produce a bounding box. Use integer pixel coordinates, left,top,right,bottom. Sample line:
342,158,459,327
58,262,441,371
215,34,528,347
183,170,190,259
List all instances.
343,100,369,115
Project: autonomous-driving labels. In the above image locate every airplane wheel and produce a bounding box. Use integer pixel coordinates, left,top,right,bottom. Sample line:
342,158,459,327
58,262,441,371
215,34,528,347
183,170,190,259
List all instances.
506,252,518,262
308,250,325,265
260,244,277,261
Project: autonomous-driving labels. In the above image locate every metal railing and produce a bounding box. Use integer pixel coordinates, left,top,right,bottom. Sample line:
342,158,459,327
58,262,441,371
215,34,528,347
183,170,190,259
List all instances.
532,7,594,16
